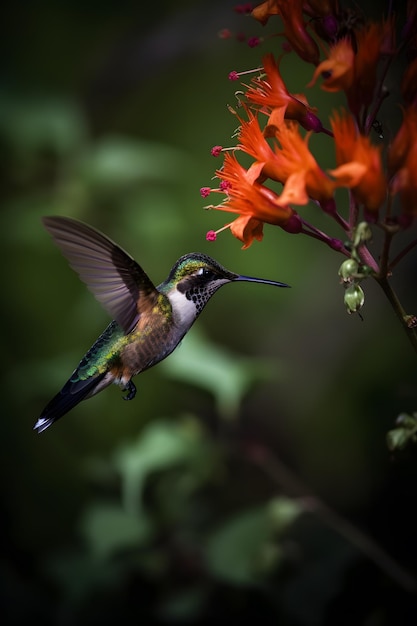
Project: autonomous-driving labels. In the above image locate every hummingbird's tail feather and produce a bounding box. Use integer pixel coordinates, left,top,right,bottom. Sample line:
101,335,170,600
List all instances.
34,373,107,434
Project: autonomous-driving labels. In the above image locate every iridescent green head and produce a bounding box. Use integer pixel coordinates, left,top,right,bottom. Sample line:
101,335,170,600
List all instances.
160,252,289,319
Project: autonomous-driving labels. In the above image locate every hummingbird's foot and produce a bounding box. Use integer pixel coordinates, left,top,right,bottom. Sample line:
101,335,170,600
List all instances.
123,380,136,401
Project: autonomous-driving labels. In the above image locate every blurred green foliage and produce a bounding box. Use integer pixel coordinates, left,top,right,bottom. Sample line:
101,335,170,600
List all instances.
1,1,417,625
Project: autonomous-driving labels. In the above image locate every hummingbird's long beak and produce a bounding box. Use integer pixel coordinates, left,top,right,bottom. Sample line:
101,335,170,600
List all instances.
234,275,290,288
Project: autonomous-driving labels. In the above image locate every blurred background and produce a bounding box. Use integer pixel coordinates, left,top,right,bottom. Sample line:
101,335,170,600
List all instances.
1,1,417,624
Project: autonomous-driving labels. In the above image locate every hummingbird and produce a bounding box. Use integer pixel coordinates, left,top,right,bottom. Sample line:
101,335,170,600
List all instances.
34,216,289,433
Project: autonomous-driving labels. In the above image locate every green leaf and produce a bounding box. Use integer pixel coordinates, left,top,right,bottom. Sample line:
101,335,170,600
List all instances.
113,416,212,514
387,427,410,451
79,501,151,558
387,412,417,450
77,136,189,191
205,497,302,585
162,328,281,419
0,95,86,156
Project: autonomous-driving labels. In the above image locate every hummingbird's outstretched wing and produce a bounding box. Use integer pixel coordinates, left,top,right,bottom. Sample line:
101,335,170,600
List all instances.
42,216,159,333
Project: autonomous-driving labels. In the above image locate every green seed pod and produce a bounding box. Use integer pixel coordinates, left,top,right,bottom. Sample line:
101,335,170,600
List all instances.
338,258,359,282
344,283,365,314
353,222,372,247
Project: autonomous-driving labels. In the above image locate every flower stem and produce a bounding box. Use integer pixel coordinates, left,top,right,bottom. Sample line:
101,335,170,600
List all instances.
390,238,417,270
374,276,417,354
348,192,359,232
244,443,417,594
300,220,350,255
355,243,380,273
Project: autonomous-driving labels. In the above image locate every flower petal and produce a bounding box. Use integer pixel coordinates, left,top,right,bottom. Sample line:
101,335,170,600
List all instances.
229,215,264,249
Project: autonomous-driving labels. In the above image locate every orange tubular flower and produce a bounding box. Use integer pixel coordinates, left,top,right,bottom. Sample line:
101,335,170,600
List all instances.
387,107,417,176
236,111,287,184
389,109,417,216
236,113,335,207
229,216,265,249
208,152,296,248
251,0,280,25
308,38,355,92
391,143,417,216
309,21,393,116
245,53,321,131
252,0,320,64
347,21,391,113
304,0,338,17
273,122,337,205
329,111,387,212
401,58,417,106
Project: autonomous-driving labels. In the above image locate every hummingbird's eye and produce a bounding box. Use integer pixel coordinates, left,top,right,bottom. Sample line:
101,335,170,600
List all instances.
197,267,212,277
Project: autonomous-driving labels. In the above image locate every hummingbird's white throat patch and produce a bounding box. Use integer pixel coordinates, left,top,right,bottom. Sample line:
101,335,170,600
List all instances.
167,288,199,326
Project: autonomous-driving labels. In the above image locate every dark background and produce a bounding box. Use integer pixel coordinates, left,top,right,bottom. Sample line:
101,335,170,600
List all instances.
1,1,417,624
